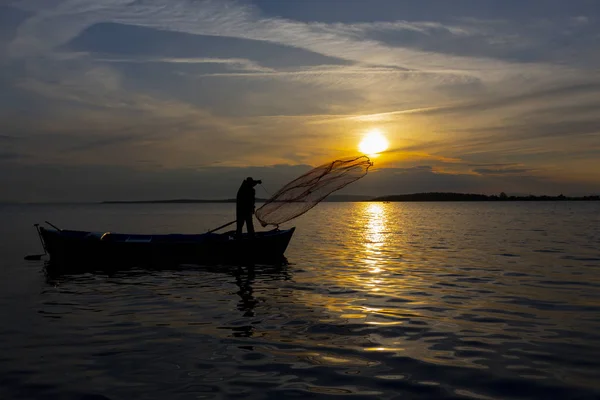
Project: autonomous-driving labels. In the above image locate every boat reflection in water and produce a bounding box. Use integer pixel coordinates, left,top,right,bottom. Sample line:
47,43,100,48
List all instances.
43,258,293,341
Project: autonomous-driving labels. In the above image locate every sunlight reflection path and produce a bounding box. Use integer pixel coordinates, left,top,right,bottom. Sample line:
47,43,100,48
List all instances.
361,202,391,292
363,202,389,270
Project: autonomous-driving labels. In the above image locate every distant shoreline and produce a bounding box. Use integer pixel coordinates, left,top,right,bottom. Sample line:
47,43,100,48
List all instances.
370,193,600,202
101,192,600,204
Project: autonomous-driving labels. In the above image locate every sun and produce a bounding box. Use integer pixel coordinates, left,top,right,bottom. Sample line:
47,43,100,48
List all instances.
359,129,389,156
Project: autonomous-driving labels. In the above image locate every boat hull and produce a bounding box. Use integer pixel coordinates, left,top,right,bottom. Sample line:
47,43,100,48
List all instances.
39,226,295,271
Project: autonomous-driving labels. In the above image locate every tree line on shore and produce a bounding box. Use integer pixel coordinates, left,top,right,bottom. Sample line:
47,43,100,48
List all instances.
371,192,600,202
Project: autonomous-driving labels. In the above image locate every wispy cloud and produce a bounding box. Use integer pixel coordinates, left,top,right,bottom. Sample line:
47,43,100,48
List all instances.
98,55,274,72
468,163,521,168
0,151,27,161
8,0,595,114
8,0,578,77
473,168,533,175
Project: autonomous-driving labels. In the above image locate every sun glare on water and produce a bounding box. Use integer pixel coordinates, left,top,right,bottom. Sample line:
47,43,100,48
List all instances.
359,129,389,156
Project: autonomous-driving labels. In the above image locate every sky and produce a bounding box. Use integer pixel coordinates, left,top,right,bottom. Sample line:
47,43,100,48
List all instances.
1,0,599,202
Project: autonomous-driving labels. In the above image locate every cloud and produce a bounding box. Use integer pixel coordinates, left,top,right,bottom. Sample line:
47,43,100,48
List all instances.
1,159,594,203
0,151,27,161
473,168,532,175
346,164,595,197
0,134,19,141
7,0,577,78
98,55,274,72
0,161,314,202
440,118,600,156
67,21,351,68
419,81,600,116
356,15,598,66
282,78,600,126
7,1,597,117
391,165,433,173
467,163,520,167
570,16,589,26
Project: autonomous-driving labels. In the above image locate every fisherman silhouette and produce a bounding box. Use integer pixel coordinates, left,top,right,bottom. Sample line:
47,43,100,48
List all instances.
236,177,261,238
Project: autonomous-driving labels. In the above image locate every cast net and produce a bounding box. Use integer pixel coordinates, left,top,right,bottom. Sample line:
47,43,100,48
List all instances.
255,156,373,227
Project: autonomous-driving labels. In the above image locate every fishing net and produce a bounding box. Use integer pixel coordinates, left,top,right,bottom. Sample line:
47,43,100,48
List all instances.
255,156,373,227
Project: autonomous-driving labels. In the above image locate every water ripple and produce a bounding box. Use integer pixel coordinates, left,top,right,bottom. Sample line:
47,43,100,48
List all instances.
1,202,600,399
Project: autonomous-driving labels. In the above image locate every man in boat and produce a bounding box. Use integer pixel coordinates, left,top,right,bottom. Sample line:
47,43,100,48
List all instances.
236,177,261,238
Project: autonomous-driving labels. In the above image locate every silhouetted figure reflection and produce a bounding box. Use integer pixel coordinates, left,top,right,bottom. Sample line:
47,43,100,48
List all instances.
236,177,261,238
235,266,257,317
230,266,258,338
230,262,291,338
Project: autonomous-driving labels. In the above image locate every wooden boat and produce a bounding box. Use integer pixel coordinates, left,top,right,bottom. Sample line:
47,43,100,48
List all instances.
36,224,295,270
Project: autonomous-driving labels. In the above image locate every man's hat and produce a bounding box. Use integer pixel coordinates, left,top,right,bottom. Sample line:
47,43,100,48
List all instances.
246,177,261,185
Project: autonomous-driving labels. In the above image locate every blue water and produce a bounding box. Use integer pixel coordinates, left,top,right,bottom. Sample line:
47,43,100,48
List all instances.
1,202,599,399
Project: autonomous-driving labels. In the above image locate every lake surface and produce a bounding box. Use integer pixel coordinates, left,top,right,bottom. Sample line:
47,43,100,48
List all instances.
1,202,599,400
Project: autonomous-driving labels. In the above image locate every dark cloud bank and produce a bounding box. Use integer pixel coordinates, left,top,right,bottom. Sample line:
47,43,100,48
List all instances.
1,162,595,203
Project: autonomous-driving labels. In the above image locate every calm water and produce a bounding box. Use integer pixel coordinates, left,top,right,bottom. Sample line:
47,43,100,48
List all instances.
1,202,599,400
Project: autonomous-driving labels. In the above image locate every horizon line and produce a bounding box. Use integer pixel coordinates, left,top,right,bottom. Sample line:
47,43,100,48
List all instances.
3,192,599,205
